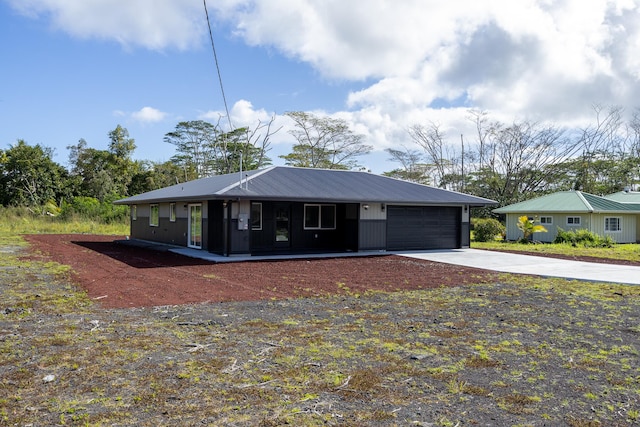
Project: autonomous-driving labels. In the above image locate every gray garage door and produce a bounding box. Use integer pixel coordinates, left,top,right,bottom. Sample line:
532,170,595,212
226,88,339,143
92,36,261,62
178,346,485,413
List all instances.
386,206,461,250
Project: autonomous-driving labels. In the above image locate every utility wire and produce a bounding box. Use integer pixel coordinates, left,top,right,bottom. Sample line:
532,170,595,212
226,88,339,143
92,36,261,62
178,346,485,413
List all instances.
203,0,233,131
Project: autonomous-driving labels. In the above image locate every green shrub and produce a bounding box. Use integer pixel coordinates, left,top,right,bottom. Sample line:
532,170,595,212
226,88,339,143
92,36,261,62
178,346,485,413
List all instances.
554,228,615,248
472,218,505,242
60,196,128,224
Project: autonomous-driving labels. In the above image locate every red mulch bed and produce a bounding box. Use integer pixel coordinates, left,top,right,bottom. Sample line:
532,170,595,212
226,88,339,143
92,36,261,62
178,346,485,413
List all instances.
22,234,500,309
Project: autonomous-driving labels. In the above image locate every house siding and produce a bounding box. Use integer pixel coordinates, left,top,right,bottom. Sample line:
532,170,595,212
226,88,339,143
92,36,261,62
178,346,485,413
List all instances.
590,213,636,243
359,220,386,250
130,202,207,248
357,202,386,250
248,201,358,254
504,212,637,243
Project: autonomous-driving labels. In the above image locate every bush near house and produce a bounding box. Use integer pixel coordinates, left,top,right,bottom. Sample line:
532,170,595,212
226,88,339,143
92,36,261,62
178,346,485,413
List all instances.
471,217,505,242
554,228,615,248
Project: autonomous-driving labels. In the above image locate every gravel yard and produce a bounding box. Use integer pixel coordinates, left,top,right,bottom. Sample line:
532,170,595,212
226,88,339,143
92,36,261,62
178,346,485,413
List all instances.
1,234,639,426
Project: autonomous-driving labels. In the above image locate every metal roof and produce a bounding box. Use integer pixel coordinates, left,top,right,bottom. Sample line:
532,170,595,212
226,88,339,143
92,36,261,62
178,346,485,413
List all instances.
605,191,640,204
493,190,640,214
115,166,497,206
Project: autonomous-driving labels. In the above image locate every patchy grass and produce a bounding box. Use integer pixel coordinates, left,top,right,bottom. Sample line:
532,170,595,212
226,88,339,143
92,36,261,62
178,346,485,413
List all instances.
473,240,640,263
0,208,128,236
1,233,639,425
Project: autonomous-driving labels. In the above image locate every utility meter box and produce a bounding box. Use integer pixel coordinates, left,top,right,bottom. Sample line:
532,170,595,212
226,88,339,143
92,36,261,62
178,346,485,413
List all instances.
238,213,249,230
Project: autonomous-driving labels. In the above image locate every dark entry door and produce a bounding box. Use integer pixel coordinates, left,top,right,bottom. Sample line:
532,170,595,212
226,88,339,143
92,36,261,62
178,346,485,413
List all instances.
274,203,291,249
386,206,461,250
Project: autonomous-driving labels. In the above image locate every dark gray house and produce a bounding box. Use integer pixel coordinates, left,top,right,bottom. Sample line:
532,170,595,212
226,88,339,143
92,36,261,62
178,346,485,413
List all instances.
114,166,496,256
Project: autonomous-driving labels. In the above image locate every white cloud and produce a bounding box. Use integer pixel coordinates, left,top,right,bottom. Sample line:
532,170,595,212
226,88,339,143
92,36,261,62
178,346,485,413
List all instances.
131,106,167,123
212,0,640,137
199,100,292,145
7,0,204,50
10,0,640,167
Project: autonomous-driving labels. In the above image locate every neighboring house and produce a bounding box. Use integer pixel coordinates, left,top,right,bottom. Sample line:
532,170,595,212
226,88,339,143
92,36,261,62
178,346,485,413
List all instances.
493,190,640,243
604,190,640,204
114,166,496,256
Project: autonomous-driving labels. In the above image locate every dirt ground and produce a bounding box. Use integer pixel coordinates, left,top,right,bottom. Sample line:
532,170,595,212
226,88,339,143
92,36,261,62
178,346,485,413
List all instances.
3,234,639,426
23,234,501,309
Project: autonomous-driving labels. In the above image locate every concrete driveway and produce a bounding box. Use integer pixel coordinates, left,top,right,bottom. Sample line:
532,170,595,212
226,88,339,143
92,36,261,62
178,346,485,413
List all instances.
399,249,640,286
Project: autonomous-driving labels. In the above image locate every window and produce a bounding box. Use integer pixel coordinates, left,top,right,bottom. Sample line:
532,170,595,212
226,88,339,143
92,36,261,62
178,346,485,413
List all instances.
169,203,176,222
131,205,137,221
304,204,336,229
604,217,621,232
251,202,262,230
566,216,581,226
149,204,159,227
539,216,553,224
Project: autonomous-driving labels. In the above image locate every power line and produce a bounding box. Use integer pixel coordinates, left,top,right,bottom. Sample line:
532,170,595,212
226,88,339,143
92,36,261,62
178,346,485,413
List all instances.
203,0,233,131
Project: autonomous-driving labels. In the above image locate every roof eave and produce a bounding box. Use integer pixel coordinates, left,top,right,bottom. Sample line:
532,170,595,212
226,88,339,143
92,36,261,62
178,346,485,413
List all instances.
116,195,497,206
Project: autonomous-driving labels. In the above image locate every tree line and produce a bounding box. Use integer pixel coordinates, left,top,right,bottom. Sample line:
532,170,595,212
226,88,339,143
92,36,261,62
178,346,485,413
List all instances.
2,106,639,221
385,105,640,215
0,111,371,220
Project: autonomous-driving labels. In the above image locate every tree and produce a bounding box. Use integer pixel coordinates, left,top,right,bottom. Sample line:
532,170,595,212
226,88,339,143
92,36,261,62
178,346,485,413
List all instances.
165,118,277,179
407,122,460,189
0,140,69,209
280,111,372,169
164,120,218,179
517,216,547,242
128,161,187,195
66,125,140,201
108,124,136,160
68,139,117,200
210,126,274,175
383,147,431,184
107,125,138,197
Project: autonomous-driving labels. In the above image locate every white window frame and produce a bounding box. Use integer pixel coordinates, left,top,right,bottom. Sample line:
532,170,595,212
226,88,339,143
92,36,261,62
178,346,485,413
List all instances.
131,205,137,221
251,202,262,230
188,203,202,249
566,216,581,226
604,217,621,232
149,204,159,227
304,204,336,230
539,216,553,225
169,203,176,222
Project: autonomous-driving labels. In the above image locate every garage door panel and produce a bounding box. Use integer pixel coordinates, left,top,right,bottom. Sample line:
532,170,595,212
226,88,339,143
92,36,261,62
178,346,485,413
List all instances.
387,206,460,250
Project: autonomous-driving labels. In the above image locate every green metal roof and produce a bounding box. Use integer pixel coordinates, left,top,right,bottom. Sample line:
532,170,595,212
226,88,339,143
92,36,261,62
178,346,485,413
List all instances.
605,191,640,203
493,191,640,214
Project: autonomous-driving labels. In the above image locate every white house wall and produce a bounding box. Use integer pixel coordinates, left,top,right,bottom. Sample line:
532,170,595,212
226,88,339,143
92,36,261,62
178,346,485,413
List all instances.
360,202,387,220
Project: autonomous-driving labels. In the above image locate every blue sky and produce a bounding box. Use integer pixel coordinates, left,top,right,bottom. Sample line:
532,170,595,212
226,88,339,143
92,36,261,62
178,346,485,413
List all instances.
2,0,640,174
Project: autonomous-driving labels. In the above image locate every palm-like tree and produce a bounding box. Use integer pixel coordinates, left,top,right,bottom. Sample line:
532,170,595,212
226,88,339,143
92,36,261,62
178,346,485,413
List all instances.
517,216,548,242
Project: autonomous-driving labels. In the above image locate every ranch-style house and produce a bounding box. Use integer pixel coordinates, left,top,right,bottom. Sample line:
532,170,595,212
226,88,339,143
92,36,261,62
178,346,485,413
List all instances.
114,166,497,256
493,190,640,243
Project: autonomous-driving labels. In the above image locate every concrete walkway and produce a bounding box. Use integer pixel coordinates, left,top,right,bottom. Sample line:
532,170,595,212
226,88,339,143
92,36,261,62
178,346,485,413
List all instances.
399,249,640,286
